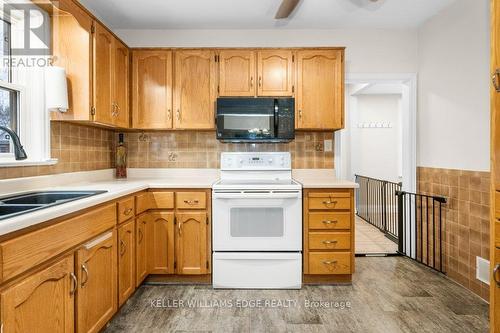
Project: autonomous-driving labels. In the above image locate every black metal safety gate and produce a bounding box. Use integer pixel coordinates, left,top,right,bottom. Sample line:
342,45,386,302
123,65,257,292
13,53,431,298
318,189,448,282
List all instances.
395,191,447,273
355,175,402,242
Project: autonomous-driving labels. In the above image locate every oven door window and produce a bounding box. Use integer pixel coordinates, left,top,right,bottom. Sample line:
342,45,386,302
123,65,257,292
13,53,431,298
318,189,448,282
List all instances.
230,207,284,237
216,98,275,140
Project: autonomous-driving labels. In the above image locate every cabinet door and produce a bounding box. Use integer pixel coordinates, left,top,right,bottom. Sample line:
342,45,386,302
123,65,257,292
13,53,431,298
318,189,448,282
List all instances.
76,231,117,333
257,50,294,96
148,212,175,274
93,22,114,126
493,248,500,333
0,254,75,333
175,212,208,275
118,220,135,307
219,50,256,96
51,0,93,121
113,39,129,128
132,50,173,129
174,50,217,129
135,216,149,286
296,49,344,130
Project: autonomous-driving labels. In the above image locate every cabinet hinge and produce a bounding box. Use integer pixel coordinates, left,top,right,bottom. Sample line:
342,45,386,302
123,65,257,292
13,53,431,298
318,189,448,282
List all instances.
217,85,220,94
292,54,294,62
206,216,209,225
206,260,209,269
292,85,295,93
91,23,95,34
214,54,217,62
90,106,96,116
174,261,177,269
174,216,176,225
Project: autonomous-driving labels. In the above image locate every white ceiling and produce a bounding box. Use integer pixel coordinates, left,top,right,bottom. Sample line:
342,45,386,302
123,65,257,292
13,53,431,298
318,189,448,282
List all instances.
79,0,457,30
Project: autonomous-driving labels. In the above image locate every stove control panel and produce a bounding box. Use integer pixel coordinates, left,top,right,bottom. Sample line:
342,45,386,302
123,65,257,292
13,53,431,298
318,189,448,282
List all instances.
221,152,291,170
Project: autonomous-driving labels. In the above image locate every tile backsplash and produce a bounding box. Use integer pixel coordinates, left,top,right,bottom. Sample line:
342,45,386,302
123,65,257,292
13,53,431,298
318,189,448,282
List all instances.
417,166,490,301
0,122,115,180
124,131,334,169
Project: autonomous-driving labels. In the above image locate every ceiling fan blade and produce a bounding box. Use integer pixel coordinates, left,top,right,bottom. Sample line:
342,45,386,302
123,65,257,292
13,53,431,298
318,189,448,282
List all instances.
275,0,300,19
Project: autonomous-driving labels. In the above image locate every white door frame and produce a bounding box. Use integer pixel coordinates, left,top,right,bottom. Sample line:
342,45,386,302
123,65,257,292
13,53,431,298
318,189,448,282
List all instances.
335,73,417,192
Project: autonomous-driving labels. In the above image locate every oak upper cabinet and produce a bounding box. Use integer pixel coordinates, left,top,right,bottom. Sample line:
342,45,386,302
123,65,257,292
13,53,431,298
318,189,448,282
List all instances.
118,220,135,307
257,50,294,96
0,254,75,333
76,231,117,333
51,0,93,121
218,50,256,96
113,39,130,128
296,49,344,130
174,50,217,129
148,212,175,274
132,50,173,129
175,212,208,275
135,216,149,286
92,22,114,126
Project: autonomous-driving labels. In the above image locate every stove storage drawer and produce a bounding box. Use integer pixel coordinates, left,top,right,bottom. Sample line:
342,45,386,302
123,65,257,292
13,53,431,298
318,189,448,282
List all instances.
308,192,351,210
176,192,207,210
308,232,351,250
308,212,351,230
308,252,351,275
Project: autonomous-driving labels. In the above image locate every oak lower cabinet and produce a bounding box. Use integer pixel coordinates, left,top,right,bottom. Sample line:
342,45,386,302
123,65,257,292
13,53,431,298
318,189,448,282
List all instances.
118,220,136,307
175,212,209,275
0,254,75,333
295,49,344,130
303,189,355,283
76,231,117,333
148,212,175,274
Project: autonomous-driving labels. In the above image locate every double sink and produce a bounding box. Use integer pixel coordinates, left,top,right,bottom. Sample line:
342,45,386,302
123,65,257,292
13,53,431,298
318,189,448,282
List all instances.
0,191,108,220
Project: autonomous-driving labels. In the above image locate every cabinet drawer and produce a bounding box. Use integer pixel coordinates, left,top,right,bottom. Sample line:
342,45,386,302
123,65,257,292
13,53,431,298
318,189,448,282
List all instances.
117,197,135,223
176,192,206,209
136,192,174,214
309,232,351,250
308,192,351,210
308,252,351,275
0,204,116,282
309,212,351,230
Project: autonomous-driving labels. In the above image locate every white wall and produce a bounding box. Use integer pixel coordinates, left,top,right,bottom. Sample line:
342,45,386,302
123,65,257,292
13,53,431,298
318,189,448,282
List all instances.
350,94,402,183
116,29,418,73
417,0,490,171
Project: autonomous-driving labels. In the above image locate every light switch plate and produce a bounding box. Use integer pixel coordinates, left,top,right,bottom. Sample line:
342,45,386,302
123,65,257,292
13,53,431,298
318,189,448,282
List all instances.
324,139,333,152
476,256,490,284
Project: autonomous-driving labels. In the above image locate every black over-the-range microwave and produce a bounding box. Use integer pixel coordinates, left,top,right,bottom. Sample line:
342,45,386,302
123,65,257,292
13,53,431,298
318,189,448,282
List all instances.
215,97,295,143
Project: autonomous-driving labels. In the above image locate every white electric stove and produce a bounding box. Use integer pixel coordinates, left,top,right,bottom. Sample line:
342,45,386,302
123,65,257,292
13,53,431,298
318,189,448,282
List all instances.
212,152,302,289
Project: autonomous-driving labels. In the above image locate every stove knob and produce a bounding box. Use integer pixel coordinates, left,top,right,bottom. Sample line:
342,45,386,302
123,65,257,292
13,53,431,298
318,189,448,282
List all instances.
268,158,273,164
239,159,244,164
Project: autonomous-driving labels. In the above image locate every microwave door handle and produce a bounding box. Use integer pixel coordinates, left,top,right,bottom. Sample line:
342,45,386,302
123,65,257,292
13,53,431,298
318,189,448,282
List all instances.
274,99,279,136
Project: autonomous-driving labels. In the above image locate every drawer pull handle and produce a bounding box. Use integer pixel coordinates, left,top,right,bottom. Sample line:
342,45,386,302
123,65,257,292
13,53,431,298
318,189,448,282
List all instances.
322,260,338,265
322,240,338,245
494,264,500,287
81,264,89,287
322,220,338,225
183,200,199,205
120,240,126,256
322,200,338,205
138,229,143,243
69,273,77,295
124,208,133,216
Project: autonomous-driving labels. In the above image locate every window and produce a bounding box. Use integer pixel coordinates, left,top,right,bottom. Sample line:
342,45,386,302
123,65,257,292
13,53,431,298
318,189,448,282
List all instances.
0,18,16,155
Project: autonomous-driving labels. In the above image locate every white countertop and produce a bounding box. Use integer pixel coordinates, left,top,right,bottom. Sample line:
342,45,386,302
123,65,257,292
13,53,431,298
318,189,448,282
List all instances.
0,168,356,236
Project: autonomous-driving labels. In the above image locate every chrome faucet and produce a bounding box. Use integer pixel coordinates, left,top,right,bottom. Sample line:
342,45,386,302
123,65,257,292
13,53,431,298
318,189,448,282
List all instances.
0,126,27,160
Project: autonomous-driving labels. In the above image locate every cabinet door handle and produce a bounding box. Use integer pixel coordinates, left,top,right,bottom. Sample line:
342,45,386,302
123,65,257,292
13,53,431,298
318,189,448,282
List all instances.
298,109,302,118
176,109,181,121
178,220,182,236
123,208,133,216
322,260,338,265
183,199,199,205
250,76,254,88
494,264,500,287
138,228,143,243
120,240,126,256
81,264,89,287
322,220,338,225
258,76,262,87
167,109,171,120
322,240,338,245
69,272,77,295
493,69,500,92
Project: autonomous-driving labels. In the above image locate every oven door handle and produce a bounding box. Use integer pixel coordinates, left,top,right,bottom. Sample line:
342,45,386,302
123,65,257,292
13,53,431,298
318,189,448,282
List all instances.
213,192,301,200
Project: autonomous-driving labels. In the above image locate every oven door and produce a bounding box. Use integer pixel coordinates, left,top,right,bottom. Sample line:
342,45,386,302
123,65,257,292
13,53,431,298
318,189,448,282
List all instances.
216,98,276,141
212,190,302,251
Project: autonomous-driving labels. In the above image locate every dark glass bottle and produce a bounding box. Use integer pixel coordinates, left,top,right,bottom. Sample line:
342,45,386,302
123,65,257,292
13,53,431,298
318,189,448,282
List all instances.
116,133,127,179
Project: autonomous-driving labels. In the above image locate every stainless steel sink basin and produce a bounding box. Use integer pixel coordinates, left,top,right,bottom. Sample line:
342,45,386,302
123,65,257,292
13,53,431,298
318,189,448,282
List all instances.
0,190,108,220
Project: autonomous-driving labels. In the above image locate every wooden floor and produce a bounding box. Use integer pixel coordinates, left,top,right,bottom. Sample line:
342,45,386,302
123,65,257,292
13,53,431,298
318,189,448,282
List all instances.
355,217,398,254
105,257,489,333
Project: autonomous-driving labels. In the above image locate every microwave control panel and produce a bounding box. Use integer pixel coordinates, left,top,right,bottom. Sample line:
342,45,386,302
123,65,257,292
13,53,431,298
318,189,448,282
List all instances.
220,152,291,170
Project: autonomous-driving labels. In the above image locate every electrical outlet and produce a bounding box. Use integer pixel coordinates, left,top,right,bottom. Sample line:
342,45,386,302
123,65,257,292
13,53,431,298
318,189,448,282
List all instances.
324,139,333,152
476,257,490,284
